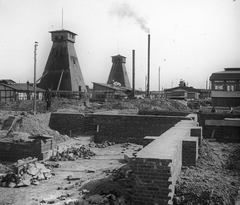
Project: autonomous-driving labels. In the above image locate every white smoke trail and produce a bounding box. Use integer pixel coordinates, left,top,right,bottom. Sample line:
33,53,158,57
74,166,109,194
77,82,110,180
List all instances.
109,2,150,34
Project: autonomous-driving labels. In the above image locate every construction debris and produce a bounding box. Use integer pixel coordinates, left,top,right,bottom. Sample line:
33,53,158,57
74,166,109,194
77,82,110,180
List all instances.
0,157,54,188
174,140,240,205
75,165,135,205
49,145,96,161
88,141,115,148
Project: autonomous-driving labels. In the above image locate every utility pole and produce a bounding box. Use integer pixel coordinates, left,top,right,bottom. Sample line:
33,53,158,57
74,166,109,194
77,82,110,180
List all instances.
33,42,38,114
158,66,161,98
158,66,161,92
145,75,148,92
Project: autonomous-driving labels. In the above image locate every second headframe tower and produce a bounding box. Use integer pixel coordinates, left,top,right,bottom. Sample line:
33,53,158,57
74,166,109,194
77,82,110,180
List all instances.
38,30,86,92
107,54,131,88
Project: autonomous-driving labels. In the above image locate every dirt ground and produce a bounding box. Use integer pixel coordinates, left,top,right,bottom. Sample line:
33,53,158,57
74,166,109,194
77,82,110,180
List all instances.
0,136,142,205
0,98,240,205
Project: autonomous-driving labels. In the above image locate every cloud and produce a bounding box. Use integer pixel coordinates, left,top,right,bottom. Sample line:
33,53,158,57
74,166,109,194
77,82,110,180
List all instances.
109,2,150,33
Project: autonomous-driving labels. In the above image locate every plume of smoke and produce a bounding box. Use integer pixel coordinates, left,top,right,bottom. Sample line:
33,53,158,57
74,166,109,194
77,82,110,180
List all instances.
109,2,150,33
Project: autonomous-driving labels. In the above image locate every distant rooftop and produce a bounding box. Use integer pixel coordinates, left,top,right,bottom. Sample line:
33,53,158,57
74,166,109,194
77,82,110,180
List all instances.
210,68,240,80
224,68,240,71
0,79,16,84
49,29,77,35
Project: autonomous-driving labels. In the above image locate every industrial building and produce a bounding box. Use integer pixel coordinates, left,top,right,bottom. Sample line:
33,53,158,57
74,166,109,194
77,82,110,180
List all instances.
164,80,200,100
38,29,86,95
107,54,131,88
210,68,240,107
92,54,132,100
0,79,45,102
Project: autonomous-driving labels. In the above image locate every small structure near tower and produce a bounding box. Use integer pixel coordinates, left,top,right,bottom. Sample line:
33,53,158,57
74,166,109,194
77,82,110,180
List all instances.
107,54,131,88
38,30,86,93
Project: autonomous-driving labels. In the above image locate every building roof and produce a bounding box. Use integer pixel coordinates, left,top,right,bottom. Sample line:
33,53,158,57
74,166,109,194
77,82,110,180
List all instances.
164,86,200,92
210,68,240,80
92,82,132,91
0,79,16,84
0,83,45,92
49,29,77,35
111,54,126,58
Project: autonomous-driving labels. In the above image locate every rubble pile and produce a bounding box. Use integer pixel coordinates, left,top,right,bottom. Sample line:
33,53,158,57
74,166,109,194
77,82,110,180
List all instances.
1,98,190,114
174,140,240,205
0,112,70,143
73,165,135,205
50,145,96,161
0,163,11,173
0,157,55,188
88,141,116,148
138,98,190,113
0,98,84,113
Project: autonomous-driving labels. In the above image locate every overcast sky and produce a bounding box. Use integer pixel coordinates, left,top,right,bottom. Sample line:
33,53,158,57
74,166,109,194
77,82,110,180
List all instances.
0,0,240,91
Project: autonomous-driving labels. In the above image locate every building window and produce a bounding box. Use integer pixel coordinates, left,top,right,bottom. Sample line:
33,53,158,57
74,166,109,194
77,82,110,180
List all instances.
214,84,223,90
226,81,235,91
213,80,224,90
227,85,235,91
73,59,76,64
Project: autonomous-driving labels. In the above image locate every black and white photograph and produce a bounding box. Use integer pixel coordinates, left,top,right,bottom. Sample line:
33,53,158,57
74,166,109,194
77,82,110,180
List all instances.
0,0,240,204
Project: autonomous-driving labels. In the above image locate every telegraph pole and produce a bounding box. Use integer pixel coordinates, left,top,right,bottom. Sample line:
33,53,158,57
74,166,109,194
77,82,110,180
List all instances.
158,66,161,92
33,42,38,114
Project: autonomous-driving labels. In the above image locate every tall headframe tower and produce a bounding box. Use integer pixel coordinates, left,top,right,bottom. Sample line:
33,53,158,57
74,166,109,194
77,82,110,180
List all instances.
38,30,86,92
107,54,131,88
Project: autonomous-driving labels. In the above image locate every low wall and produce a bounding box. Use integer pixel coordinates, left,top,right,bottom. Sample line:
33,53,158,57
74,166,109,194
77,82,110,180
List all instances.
49,112,86,135
49,111,191,140
198,113,240,142
205,119,240,142
93,114,191,144
131,115,200,205
138,110,190,116
0,139,55,162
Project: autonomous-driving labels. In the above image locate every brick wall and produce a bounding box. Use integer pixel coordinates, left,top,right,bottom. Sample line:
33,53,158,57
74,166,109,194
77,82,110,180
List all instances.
131,158,172,205
49,112,86,135
131,117,200,205
138,110,190,116
48,112,192,143
182,140,198,166
93,114,190,144
198,113,240,142
0,139,55,162
190,128,202,145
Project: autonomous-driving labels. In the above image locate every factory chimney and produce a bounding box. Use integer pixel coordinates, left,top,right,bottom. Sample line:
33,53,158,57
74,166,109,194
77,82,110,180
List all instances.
147,34,150,98
132,50,135,97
